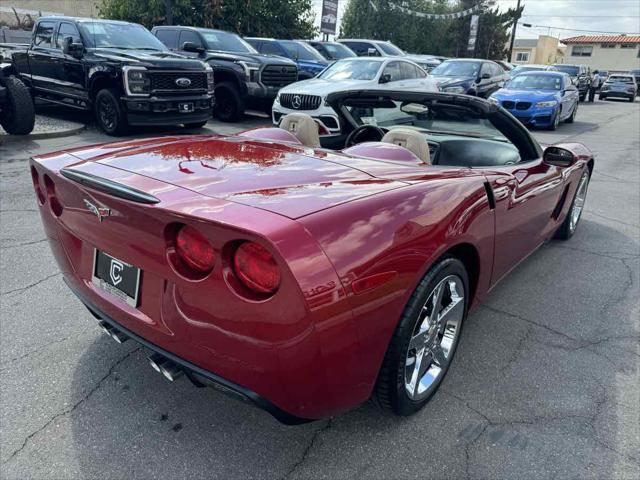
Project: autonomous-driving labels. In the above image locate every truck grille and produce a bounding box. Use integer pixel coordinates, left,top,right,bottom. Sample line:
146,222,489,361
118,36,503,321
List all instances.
150,72,207,93
280,93,322,110
261,65,298,87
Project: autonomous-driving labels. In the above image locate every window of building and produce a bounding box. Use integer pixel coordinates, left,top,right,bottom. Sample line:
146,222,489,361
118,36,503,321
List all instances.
620,44,636,49
515,52,529,62
571,46,593,57
601,43,616,48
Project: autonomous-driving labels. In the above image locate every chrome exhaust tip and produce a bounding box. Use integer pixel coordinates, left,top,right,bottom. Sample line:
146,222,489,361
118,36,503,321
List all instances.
109,329,129,344
148,353,165,373
147,354,184,382
98,321,114,336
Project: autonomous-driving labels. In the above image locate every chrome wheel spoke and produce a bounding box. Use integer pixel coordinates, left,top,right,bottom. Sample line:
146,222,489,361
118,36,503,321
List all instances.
431,344,447,366
406,347,426,397
409,330,429,351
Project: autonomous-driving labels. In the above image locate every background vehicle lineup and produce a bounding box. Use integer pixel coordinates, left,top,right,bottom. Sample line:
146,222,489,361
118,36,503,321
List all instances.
553,64,592,101
599,73,638,101
271,57,438,144
2,17,214,135
152,26,298,122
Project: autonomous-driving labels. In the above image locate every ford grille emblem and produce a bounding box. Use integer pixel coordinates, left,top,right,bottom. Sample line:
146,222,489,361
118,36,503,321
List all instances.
291,95,302,109
175,77,192,87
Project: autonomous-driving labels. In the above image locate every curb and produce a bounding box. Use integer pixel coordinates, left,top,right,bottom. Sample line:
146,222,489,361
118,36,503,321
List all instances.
0,120,86,144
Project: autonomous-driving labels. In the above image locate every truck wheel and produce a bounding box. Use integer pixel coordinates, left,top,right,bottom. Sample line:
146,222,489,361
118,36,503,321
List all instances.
0,75,35,135
214,82,244,122
94,88,128,136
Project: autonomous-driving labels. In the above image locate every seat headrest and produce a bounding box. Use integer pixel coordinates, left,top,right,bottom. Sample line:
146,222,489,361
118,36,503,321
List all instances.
381,128,431,164
279,113,320,148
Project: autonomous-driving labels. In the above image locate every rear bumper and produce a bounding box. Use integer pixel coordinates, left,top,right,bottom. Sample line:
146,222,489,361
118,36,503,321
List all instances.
599,91,634,100
65,277,312,425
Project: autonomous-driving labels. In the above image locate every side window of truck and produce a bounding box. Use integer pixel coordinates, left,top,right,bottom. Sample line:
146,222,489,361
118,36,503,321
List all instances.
178,30,203,50
34,21,56,47
156,29,178,50
56,22,81,49
261,42,284,56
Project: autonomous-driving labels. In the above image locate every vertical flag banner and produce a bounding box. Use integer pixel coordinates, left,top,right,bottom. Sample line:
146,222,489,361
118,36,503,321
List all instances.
467,14,480,54
321,0,339,35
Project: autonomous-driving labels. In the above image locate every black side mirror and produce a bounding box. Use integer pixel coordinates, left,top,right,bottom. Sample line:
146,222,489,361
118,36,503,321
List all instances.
379,73,391,84
63,36,84,58
543,146,576,167
182,41,205,54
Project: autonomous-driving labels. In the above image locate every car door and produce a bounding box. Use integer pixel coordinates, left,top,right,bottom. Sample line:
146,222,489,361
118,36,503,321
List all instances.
28,20,61,92
483,157,566,284
379,61,404,89
475,62,494,97
399,61,428,91
55,21,88,101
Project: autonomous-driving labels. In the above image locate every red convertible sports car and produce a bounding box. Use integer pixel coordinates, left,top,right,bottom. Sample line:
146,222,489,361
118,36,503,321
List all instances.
31,91,593,424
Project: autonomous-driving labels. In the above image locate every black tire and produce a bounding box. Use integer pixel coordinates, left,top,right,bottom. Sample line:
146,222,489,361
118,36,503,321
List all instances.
373,256,469,416
94,88,128,136
629,96,635,103
599,95,607,101
183,120,208,129
0,75,35,135
214,82,244,122
555,168,591,240
565,102,577,123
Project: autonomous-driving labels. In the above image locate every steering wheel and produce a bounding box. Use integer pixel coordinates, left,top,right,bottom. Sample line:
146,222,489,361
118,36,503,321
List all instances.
345,125,386,148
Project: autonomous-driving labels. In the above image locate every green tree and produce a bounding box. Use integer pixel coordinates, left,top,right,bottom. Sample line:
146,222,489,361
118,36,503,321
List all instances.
99,0,317,38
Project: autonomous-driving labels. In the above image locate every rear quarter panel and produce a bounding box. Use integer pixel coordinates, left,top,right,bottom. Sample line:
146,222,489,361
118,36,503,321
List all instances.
300,173,495,396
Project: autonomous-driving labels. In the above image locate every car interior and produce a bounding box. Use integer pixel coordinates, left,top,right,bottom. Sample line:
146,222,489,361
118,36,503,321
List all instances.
244,92,543,168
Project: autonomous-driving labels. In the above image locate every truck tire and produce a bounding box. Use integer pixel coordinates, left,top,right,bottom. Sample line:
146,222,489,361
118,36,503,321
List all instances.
0,75,35,135
94,88,128,136
214,82,244,122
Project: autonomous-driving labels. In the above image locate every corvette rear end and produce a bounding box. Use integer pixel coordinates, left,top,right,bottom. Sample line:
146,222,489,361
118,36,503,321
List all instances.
29,136,422,423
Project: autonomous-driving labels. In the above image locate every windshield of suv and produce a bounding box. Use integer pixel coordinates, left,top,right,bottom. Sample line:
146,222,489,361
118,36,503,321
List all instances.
345,99,507,141
607,75,634,83
430,61,480,77
511,65,549,75
376,42,405,56
280,40,326,61
323,42,356,59
507,73,562,90
318,59,381,80
80,22,167,50
201,30,256,53
554,65,580,76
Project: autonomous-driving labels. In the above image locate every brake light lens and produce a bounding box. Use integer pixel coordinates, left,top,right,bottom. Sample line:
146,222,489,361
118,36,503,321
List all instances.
175,225,215,274
233,242,281,294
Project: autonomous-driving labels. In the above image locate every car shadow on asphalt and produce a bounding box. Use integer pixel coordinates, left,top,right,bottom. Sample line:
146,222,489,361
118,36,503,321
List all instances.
63,219,639,478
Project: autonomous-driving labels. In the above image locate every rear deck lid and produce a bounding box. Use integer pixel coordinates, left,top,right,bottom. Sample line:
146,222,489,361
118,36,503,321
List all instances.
68,136,410,219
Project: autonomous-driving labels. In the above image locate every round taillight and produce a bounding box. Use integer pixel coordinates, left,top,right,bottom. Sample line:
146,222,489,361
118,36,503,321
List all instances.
175,225,216,274
233,242,281,294
31,166,45,205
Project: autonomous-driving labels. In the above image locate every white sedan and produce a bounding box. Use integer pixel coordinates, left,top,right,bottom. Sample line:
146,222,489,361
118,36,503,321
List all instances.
272,57,438,140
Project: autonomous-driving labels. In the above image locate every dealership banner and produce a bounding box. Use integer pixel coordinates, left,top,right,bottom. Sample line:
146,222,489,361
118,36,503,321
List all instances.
321,0,339,34
369,1,480,19
467,14,479,53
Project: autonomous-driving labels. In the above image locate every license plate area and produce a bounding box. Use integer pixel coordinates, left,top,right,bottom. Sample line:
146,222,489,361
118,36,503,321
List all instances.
92,249,141,307
178,102,195,113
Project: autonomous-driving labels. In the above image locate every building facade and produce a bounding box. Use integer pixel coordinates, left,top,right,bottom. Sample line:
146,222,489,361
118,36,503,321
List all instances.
511,35,565,65
561,35,640,72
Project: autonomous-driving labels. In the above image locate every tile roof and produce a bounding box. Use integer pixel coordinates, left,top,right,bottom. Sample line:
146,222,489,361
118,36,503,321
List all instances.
561,35,640,44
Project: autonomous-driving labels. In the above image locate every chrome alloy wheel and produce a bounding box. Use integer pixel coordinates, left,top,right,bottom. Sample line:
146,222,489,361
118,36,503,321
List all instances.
404,275,465,401
569,171,590,233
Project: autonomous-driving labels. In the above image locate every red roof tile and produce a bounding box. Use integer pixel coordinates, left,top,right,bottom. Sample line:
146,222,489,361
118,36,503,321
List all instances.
561,35,640,44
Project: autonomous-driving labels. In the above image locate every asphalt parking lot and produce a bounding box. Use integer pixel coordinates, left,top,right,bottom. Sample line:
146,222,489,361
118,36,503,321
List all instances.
1,99,639,479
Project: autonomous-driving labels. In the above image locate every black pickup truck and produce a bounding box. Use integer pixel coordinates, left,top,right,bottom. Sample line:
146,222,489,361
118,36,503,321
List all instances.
152,26,297,122
1,17,214,135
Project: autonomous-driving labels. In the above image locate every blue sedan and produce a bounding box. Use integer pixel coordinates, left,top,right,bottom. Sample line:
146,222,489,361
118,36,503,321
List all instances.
490,71,579,130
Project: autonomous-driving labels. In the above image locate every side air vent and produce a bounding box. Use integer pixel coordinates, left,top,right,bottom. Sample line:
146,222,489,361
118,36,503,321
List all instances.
60,168,160,204
483,182,496,210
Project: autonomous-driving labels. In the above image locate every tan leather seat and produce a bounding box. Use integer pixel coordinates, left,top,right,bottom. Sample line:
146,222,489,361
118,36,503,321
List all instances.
381,128,431,164
279,113,320,148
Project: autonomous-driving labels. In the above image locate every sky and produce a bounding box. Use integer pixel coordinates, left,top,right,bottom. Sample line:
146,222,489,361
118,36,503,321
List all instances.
311,0,640,40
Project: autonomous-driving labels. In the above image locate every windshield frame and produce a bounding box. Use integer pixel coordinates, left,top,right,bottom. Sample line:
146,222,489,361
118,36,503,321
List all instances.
280,40,327,62
430,60,481,78
79,21,168,50
322,42,356,59
554,65,580,76
505,73,563,91
376,41,405,56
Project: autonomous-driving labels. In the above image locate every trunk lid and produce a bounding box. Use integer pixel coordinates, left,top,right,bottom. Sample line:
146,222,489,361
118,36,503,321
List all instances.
63,136,415,219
